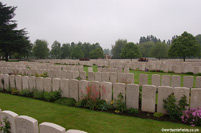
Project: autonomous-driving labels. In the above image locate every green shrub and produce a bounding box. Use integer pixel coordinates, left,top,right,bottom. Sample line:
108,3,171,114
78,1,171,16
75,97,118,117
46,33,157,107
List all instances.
97,101,112,111
153,112,164,118
185,72,194,75
33,90,44,99
10,88,19,95
43,91,61,102
163,93,188,120
114,93,127,113
168,71,174,73
128,108,138,115
75,100,82,107
75,76,81,80
19,89,32,97
40,72,48,78
0,117,11,133
196,73,201,76
54,98,76,106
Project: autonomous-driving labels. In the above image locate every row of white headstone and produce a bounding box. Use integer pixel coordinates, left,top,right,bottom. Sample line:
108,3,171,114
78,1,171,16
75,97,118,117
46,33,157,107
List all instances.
0,74,201,113
0,109,87,133
140,74,201,88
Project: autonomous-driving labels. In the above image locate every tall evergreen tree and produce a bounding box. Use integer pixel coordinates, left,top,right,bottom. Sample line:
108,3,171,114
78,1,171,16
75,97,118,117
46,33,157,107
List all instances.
0,2,30,61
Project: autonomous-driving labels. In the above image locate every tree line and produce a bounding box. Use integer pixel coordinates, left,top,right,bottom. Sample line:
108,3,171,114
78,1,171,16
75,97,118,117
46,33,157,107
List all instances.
0,2,201,61
111,33,201,61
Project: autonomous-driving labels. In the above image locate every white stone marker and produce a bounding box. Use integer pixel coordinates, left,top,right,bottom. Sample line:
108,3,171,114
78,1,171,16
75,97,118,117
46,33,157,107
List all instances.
66,129,87,133
161,75,170,86
79,71,86,80
139,74,148,86
183,76,194,88
28,76,36,91
94,72,102,82
109,72,117,83
196,76,201,88
126,84,139,109
171,75,181,88
152,74,160,87
113,83,126,102
174,87,190,104
100,82,112,103
53,78,60,91
9,75,16,88
190,88,201,108
69,79,79,101
157,86,173,114
88,72,94,81
36,77,43,91
0,110,18,133
101,72,110,82
88,67,93,72
16,75,22,91
79,80,88,100
60,79,69,98
4,74,9,89
43,78,52,92
22,76,29,90
15,115,38,133
141,85,156,113
125,73,134,84
0,74,4,89
40,122,66,133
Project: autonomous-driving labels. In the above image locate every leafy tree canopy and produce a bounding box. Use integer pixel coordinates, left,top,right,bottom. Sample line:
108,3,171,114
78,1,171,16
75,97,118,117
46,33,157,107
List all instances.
138,41,154,58
71,46,84,59
120,42,141,59
89,48,104,59
33,39,49,59
151,42,169,60
111,39,127,59
168,31,200,61
50,40,61,59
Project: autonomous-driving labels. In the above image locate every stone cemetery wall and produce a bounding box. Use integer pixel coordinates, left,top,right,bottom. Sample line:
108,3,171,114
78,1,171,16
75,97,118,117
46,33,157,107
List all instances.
0,109,87,133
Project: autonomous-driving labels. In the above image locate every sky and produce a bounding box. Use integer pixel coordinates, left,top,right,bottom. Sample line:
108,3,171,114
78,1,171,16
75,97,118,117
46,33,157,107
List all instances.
2,0,201,49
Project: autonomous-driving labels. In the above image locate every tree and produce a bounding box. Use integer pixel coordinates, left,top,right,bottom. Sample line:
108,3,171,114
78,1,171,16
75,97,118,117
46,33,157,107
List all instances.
50,40,61,59
61,43,71,59
33,39,49,59
139,35,161,44
168,31,200,61
103,48,111,55
138,41,154,58
89,48,104,59
71,46,84,59
111,39,127,58
0,2,30,61
151,42,169,60
195,34,201,57
120,42,141,59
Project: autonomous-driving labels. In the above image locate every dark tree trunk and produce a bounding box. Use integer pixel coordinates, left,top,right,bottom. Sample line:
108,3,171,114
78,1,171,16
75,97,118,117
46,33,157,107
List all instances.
5,53,9,61
183,56,186,62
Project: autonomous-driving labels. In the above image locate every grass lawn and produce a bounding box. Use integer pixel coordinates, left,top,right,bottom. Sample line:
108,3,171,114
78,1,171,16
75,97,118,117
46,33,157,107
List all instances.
84,65,198,87
0,93,200,133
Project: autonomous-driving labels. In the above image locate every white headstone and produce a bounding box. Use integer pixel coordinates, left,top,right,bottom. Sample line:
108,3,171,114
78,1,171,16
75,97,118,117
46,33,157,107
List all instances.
53,78,60,91
40,122,65,133
126,84,139,109
157,86,173,114
141,85,156,113
60,79,69,98
15,115,38,133
0,110,18,133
